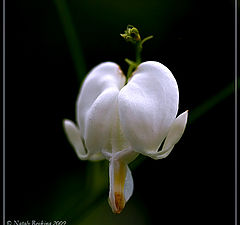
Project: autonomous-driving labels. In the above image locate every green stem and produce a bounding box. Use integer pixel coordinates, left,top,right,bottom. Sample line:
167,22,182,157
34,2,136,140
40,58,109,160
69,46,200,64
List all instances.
141,35,154,46
135,42,142,65
125,43,142,84
125,64,135,84
121,26,153,84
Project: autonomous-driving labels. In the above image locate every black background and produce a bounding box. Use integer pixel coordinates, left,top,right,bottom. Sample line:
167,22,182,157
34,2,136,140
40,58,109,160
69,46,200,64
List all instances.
5,0,235,225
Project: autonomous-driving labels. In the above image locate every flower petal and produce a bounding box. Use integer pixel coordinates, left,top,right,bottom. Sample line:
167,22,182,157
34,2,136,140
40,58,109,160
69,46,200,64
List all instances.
162,110,188,150
77,62,125,132
63,119,88,160
118,61,179,154
84,89,119,154
76,62,126,155
145,110,188,159
124,165,134,202
63,119,105,161
88,152,105,161
108,159,133,213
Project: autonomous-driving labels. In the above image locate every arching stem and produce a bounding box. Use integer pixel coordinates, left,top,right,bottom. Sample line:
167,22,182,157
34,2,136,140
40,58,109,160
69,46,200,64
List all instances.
121,25,153,83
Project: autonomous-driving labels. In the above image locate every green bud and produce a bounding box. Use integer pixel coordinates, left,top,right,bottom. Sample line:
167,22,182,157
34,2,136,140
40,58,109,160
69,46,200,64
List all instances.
120,25,141,44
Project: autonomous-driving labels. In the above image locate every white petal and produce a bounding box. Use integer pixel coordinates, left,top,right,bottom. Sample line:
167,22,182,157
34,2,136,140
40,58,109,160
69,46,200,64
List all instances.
63,119,105,161
108,160,133,213
118,61,179,154
163,110,188,150
77,62,125,132
84,89,118,154
76,62,126,155
63,119,88,160
109,160,115,211
110,102,132,154
124,165,134,202
145,110,188,159
88,152,105,161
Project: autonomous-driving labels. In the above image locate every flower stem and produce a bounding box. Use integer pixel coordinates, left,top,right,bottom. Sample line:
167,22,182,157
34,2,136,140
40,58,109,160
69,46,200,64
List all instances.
126,64,135,84
135,42,142,65
121,25,153,83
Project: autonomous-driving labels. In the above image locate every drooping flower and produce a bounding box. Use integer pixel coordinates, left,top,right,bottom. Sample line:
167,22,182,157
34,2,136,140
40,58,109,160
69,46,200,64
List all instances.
63,61,188,213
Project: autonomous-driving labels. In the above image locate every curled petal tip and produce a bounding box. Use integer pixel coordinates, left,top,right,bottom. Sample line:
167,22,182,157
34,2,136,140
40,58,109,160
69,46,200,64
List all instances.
63,119,89,160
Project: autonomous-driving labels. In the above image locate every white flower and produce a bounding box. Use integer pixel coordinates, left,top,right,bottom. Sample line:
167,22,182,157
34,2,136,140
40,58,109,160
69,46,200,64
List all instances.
63,61,188,213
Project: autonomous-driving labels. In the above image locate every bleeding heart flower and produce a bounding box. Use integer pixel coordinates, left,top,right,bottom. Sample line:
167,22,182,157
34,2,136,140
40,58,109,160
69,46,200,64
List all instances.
63,61,188,213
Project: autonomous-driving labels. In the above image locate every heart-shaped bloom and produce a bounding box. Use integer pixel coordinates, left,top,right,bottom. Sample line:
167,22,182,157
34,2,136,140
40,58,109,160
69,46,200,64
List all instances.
63,61,188,213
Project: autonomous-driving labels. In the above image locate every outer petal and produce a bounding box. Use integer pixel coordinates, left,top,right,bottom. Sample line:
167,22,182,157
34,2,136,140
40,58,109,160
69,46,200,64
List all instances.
84,89,118,154
162,110,188,150
145,110,188,159
118,61,179,154
63,119,88,160
63,119,105,161
76,62,126,155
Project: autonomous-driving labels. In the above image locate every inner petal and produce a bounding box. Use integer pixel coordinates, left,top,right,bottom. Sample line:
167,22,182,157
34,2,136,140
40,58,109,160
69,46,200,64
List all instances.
109,159,129,214
109,98,131,154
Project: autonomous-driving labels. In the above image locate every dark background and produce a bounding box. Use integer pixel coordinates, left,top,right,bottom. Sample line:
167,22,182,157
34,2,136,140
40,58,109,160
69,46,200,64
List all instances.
6,0,235,225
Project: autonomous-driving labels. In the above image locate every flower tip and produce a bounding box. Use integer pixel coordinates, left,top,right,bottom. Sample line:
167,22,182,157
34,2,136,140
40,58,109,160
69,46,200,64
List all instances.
114,192,125,214
184,110,189,120
109,192,126,214
62,119,76,135
63,118,71,126
177,110,188,127
62,119,70,131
